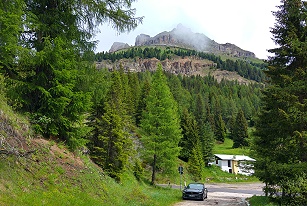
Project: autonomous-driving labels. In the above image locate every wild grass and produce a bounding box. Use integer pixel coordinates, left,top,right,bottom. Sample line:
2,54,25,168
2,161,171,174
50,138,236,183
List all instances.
213,138,250,155
247,196,278,206
0,148,181,206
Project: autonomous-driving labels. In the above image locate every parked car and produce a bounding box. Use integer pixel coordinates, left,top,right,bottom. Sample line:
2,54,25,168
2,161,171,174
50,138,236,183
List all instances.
182,183,208,200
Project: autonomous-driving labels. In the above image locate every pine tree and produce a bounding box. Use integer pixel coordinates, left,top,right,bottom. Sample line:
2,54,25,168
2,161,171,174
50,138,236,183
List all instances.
140,64,182,185
252,0,307,203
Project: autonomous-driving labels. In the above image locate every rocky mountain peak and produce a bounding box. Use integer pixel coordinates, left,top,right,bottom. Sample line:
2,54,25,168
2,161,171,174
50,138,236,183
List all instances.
109,42,130,53
112,24,256,58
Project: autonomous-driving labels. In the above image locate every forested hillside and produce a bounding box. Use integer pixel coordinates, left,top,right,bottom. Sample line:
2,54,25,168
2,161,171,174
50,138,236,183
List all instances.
0,0,263,187
3,0,307,205
95,47,268,82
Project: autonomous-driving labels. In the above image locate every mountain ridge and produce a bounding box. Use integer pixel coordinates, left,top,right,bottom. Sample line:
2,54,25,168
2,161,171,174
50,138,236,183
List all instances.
109,24,256,58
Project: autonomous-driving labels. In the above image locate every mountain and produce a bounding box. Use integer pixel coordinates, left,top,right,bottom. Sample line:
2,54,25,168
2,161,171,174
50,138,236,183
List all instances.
110,24,255,58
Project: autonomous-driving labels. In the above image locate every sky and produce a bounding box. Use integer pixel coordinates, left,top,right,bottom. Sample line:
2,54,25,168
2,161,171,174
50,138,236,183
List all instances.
95,0,281,59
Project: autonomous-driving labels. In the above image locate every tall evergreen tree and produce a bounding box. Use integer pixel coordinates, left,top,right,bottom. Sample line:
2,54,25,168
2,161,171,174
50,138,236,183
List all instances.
214,114,226,142
188,142,204,181
252,0,307,204
179,109,200,162
193,93,215,166
2,0,142,148
199,122,215,166
90,71,132,181
136,78,151,126
0,0,24,77
140,64,182,185
232,109,249,148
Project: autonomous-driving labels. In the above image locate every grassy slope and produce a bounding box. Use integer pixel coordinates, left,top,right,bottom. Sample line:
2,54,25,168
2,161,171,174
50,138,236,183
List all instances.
0,92,181,206
213,138,250,155
0,138,181,206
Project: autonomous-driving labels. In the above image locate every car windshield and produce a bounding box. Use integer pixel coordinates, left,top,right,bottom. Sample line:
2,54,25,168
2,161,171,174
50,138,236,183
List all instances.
187,184,204,190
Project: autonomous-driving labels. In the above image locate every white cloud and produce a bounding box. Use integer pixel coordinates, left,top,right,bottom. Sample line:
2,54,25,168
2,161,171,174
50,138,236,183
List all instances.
95,0,280,59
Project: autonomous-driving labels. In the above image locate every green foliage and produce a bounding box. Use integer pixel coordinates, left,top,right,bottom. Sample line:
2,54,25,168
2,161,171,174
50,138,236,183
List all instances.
199,123,215,165
232,109,249,148
89,71,132,180
179,109,200,162
252,0,307,203
133,158,144,181
0,147,181,206
0,0,24,76
140,64,182,184
96,46,267,82
187,144,204,181
214,114,226,142
1,0,142,150
213,138,249,155
248,196,277,206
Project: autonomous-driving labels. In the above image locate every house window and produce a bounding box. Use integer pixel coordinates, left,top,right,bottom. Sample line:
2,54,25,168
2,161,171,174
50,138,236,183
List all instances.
229,169,232,173
228,160,231,167
216,159,218,164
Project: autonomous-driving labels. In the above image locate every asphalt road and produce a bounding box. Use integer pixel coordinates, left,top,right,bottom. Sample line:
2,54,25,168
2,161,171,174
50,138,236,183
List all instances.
163,182,264,206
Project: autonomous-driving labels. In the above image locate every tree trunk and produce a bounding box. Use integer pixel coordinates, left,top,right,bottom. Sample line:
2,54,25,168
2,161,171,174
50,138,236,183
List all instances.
151,154,157,185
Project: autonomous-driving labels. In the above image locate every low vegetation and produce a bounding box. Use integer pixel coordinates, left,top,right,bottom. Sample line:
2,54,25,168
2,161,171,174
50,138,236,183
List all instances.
0,137,181,206
247,196,277,206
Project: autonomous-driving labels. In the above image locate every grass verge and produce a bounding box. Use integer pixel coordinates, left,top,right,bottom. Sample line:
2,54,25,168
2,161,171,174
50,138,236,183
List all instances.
247,196,278,206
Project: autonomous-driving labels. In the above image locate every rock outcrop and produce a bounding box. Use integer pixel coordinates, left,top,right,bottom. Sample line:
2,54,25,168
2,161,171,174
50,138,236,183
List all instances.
109,42,130,53
96,57,253,84
132,24,255,58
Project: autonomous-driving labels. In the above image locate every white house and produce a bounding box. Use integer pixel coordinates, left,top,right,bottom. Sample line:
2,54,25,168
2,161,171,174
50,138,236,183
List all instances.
210,154,256,175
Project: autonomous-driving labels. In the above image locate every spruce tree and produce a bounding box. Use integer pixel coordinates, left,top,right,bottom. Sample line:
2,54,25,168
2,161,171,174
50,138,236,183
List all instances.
252,0,307,203
179,109,200,162
232,109,249,148
215,114,226,142
188,143,204,181
140,64,182,184
90,71,132,181
200,122,215,166
1,0,142,148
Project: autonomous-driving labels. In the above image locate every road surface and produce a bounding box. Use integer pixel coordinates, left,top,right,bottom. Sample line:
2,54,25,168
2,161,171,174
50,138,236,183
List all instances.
169,182,264,206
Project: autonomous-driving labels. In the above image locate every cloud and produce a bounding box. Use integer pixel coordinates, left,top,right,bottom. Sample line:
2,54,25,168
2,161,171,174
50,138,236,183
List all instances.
95,0,280,59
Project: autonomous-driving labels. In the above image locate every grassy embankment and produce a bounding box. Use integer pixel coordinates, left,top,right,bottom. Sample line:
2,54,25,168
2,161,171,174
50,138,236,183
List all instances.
0,91,181,206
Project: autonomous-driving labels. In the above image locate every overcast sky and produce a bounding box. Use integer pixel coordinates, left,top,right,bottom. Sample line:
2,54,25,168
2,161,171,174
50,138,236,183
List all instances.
95,0,281,59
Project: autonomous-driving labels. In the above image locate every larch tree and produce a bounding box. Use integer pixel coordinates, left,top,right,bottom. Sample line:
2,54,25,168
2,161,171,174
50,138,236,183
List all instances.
140,64,182,185
252,0,307,204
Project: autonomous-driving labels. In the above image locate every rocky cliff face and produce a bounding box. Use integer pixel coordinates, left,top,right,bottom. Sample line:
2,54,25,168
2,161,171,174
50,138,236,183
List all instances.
109,42,130,53
96,57,253,84
134,24,255,58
